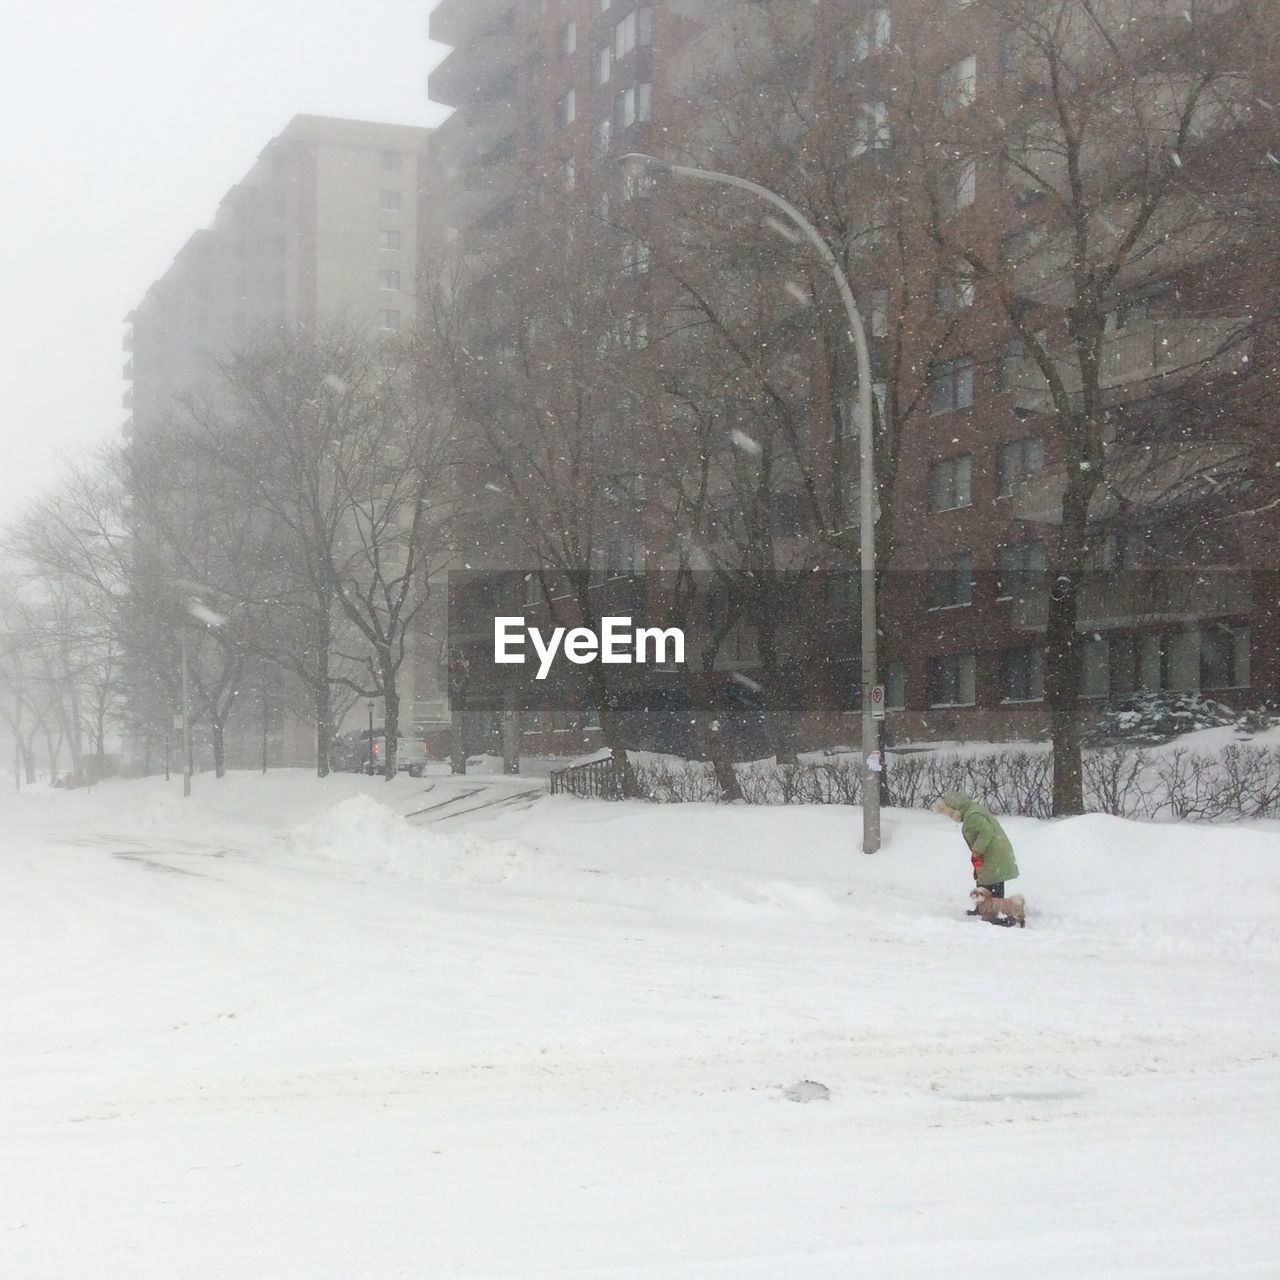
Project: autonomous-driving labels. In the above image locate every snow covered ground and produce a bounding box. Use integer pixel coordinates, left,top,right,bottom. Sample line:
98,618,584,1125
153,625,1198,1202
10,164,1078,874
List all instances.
1,771,1277,1278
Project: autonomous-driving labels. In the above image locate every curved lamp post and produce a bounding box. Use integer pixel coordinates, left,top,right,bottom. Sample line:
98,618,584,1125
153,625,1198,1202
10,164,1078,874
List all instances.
619,153,881,853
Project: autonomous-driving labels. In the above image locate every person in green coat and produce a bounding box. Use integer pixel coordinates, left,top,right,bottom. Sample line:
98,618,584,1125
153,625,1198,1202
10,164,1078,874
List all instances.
936,791,1019,920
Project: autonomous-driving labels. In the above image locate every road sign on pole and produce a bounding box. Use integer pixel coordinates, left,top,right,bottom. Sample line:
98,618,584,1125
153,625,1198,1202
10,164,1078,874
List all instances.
870,684,885,721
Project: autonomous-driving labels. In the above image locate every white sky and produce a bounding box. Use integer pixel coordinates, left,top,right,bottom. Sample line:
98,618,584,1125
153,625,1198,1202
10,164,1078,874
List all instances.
0,0,449,520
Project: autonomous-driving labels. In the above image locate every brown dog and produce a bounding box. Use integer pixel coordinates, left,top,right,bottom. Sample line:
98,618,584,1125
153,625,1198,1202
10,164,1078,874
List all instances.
970,886,1026,928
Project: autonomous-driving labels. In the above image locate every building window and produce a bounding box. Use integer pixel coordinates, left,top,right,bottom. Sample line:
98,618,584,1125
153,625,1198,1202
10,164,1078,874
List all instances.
557,89,576,127
614,84,652,129
931,552,974,609
380,230,402,251
996,541,1047,600
929,455,973,512
615,86,635,129
622,238,650,275
885,659,907,710
379,309,401,331
1083,637,1111,699
852,101,890,155
594,44,612,84
928,357,974,414
597,118,612,153
1200,624,1250,689
999,27,1022,75
941,158,977,215
619,311,648,349
557,20,577,58
928,653,977,707
997,437,1046,497
840,382,887,438
378,269,401,291
938,54,977,116
1091,530,1142,571
380,150,402,171
869,287,889,337
380,189,402,212
614,7,652,58
936,265,975,313
998,338,1024,393
853,7,891,61
1000,647,1045,702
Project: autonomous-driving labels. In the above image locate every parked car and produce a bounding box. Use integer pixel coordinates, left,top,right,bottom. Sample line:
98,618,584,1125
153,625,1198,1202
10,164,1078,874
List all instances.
330,729,430,777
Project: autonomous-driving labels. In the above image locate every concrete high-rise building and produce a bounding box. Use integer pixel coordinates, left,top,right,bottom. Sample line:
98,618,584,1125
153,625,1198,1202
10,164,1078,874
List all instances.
122,114,437,770
125,114,431,438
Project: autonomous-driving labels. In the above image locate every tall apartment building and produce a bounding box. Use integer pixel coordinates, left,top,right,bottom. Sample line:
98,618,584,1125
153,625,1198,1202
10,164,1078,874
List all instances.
428,0,1277,749
123,114,436,767
428,1,744,243
126,114,431,439
807,0,1278,740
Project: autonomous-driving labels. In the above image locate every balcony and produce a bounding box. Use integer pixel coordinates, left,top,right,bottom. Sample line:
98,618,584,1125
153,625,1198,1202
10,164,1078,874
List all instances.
430,0,513,49
122,388,134,409
1012,568,1253,632
429,98,519,171
123,329,133,352
1011,440,1246,527
431,41,522,110
1001,316,1252,414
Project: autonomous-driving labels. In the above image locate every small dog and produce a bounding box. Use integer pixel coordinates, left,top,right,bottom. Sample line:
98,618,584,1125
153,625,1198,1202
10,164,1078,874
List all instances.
970,886,1026,928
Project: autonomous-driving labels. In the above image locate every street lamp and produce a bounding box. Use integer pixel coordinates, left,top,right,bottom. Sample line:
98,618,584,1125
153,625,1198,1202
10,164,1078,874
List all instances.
180,625,191,797
619,152,881,853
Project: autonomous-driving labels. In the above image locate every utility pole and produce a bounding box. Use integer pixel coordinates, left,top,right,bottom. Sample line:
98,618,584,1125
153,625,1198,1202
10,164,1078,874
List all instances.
180,626,191,798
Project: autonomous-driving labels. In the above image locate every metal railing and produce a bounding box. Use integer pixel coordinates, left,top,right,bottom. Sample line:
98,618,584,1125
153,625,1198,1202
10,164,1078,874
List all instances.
550,757,626,800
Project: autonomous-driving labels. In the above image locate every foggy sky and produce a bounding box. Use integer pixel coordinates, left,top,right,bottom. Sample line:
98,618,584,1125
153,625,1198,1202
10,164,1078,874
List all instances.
0,0,448,520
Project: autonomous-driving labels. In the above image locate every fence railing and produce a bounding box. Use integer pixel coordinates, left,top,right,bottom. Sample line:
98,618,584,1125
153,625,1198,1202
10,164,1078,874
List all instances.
550,756,626,800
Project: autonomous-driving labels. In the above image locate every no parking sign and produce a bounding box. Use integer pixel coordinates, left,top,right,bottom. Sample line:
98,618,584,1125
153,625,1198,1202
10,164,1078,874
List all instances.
870,684,885,720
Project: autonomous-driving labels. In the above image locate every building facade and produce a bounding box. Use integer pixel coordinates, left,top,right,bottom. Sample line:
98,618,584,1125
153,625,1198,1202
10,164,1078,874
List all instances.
124,114,438,769
428,0,1278,754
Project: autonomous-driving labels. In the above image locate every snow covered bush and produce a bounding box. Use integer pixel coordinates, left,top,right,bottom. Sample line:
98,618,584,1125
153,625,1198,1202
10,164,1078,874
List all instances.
630,741,1280,821
1084,690,1258,747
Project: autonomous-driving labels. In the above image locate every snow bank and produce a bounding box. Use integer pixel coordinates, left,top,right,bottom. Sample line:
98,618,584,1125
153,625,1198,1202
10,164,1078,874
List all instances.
284,793,533,887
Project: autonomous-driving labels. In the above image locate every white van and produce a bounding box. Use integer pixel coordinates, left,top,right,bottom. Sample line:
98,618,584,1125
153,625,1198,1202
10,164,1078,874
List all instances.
367,732,431,777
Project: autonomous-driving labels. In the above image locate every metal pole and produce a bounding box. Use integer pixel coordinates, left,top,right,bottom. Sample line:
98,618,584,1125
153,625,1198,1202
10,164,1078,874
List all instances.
180,627,192,798
367,702,375,776
620,155,881,852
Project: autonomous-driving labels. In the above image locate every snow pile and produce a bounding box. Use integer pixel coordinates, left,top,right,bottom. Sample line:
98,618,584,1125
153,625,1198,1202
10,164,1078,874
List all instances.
284,793,531,887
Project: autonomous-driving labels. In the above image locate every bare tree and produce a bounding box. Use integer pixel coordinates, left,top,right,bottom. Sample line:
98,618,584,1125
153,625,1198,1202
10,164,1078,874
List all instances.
197,323,454,779
902,0,1276,810
420,186,662,794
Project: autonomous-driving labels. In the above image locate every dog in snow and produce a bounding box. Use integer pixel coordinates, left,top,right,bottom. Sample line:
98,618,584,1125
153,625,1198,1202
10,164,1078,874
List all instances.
969,886,1026,928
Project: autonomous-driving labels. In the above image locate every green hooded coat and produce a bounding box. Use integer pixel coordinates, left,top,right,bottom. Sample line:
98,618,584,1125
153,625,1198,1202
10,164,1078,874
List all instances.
942,792,1019,886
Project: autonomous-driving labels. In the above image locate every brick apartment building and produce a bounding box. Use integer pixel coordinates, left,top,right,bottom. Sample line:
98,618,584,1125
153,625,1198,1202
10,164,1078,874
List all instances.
429,0,1276,754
